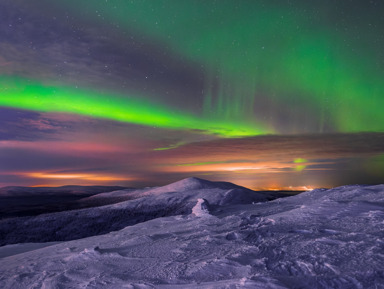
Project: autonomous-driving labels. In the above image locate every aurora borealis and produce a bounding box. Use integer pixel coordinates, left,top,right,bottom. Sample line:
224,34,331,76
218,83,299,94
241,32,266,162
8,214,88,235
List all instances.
0,76,264,137
1,0,384,189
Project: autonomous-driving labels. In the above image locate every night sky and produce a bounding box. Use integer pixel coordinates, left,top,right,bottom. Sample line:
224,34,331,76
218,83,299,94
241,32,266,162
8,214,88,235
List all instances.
1,0,383,189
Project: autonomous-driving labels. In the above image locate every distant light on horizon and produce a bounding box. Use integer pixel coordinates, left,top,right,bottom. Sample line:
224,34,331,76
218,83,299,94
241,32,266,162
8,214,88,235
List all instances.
25,172,130,183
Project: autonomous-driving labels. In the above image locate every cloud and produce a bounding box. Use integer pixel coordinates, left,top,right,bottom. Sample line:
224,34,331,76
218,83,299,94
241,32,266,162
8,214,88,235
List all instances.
0,108,65,141
1,132,383,188
155,133,384,162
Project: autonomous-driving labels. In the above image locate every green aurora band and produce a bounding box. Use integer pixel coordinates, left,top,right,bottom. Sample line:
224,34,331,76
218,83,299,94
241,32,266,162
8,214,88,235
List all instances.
49,0,384,133
0,76,266,137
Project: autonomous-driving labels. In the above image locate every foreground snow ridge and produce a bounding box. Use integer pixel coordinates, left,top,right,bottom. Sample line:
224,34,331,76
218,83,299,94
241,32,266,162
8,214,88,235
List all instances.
0,179,383,288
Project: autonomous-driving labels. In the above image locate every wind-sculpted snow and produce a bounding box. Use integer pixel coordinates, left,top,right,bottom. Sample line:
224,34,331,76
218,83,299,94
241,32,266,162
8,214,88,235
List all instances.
0,182,383,288
191,198,210,217
0,178,276,245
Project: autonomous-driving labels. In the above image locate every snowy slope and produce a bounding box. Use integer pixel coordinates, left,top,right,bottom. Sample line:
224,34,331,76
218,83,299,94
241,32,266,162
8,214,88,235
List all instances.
0,178,280,245
0,182,383,288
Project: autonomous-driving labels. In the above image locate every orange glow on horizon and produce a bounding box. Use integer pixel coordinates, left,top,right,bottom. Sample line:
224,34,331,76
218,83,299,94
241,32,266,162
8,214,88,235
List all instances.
248,185,315,191
2,171,321,191
26,172,130,182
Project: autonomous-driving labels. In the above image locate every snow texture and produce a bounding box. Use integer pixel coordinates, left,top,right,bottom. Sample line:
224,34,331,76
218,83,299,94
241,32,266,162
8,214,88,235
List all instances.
0,178,383,288
191,198,210,217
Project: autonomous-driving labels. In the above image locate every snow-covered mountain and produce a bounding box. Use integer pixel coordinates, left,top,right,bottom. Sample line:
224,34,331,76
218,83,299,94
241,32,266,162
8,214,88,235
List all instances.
0,178,281,245
0,179,383,288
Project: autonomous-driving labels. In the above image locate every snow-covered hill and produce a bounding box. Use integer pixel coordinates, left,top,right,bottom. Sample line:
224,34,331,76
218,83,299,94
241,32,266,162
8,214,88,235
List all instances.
0,180,383,288
0,178,282,245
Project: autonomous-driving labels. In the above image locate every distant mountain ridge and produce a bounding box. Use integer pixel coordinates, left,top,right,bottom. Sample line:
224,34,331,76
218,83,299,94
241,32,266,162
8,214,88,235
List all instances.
0,185,129,219
0,185,128,196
